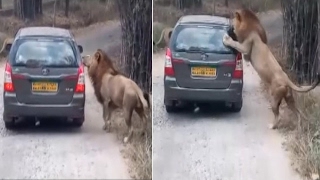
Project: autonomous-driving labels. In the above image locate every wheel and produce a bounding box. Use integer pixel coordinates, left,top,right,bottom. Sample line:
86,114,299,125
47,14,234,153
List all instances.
165,104,178,113
230,100,243,112
164,99,179,113
3,114,15,130
72,117,84,128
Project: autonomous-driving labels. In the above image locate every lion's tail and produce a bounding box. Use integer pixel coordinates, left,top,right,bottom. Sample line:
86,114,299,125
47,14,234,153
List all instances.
137,89,150,111
0,38,10,55
153,28,173,46
286,74,320,93
153,29,166,46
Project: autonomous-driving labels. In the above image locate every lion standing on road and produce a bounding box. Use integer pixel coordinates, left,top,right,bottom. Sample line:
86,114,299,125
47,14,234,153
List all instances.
0,38,13,56
82,49,151,143
153,27,173,47
222,9,320,129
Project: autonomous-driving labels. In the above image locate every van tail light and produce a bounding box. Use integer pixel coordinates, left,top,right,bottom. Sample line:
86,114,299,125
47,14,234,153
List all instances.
164,48,175,76
75,64,85,93
232,53,243,79
4,62,15,92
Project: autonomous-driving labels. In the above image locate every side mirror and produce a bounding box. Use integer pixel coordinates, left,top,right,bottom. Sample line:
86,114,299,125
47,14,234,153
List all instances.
5,43,12,52
78,45,83,53
168,31,172,39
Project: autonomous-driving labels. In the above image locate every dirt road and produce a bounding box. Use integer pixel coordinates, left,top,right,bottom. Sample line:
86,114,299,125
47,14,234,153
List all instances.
0,22,131,179
153,11,302,180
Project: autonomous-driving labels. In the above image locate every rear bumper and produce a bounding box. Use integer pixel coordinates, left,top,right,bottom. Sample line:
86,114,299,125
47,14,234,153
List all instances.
164,76,243,103
3,92,85,119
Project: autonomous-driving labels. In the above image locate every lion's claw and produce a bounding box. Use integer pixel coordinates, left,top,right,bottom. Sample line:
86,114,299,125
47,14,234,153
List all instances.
268,123,277,129
123,137,129,144
222,34,231,45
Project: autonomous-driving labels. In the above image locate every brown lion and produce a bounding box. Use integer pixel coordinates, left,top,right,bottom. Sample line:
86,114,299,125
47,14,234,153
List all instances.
153,27,173,47
0,38,14,56
82,49,151,143
227,10,268,65
223,9,320,129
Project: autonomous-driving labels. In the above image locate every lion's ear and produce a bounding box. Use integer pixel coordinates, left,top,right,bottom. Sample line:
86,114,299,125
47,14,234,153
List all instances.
94,52,101,63
235,11,241,22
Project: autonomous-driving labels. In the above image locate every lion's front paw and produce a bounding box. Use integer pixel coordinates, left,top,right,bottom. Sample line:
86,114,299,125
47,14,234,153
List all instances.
222,34,232,46
123,136,129,144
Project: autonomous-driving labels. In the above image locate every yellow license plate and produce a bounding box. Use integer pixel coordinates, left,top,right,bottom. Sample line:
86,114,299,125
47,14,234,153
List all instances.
32,82,58,92
191,67,216,77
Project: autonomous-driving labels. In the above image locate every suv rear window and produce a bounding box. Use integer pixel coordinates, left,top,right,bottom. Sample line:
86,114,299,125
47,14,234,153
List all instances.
10,38,77,67
172,25,233,54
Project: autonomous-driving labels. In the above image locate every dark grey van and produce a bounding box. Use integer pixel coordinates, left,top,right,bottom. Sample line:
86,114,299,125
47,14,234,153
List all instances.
163,15,243,113
2,27,85,129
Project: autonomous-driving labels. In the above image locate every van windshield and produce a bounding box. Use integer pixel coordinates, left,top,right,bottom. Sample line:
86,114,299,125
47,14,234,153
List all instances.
11,38,77,67
172,25,233,54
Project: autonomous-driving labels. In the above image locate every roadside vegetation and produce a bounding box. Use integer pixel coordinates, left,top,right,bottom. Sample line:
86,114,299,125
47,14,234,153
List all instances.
270,1,320,179
0,0,118,46
153,0,279,51
0,0,152,179
115,0,152,179
270,42,320,180
154,0,320,179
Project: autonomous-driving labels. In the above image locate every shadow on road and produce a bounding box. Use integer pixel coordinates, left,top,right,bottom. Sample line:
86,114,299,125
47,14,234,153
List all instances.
6,118,83,134
167,103,242,120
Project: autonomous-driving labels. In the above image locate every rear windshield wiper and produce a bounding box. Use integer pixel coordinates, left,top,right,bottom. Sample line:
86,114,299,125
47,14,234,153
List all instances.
176,46,208,54
13,59,44,68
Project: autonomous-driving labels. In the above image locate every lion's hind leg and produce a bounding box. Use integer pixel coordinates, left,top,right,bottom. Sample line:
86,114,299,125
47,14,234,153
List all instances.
269,86,286,129
102,100,115,132
123,91,137,144
123,107,134,144
102,101,109,131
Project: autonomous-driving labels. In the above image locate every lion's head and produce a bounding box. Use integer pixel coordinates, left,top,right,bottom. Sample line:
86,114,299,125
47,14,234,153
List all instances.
0,38,14,56
231,9,267,44
82,49,120,83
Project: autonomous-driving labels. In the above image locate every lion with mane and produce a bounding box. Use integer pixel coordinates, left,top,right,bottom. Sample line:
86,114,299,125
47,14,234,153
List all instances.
83,49,150,143
223,9,320,129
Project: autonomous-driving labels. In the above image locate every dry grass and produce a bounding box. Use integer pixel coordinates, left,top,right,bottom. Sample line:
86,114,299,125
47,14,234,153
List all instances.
0,0,118,36
115,109,152,179
0,0,152,177
265,43,320,179
153,0,280,51
108,105,152,179
103,48,152,180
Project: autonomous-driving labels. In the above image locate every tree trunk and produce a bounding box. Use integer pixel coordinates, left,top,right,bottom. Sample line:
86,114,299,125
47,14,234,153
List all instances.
281,0,318,84
173,0,202,9
0,0,2,9
225,0,228,7
116,0,152,92
14,0,42,20
39,0,42,14
13,0,18,16
53,0,57,27
65,0,69,17
317,0,320,76
35,0,42,15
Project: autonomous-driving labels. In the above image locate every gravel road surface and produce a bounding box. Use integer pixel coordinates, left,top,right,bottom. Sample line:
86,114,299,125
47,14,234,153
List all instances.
152,10,302,180
0,22,131,179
